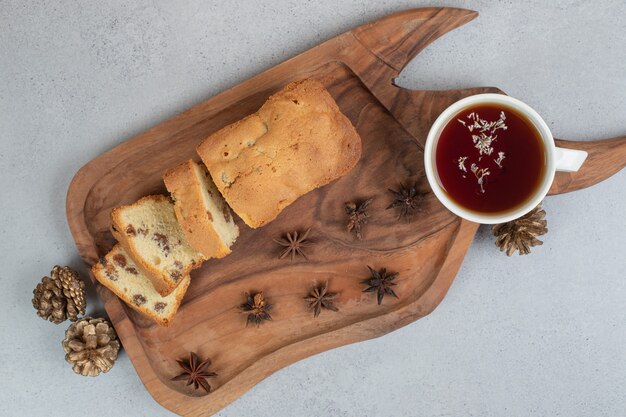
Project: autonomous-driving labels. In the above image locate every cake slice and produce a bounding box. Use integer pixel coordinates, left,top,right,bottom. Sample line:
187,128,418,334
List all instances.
196,78,362,228
164,160,239,259
92,245,190,326
110,195,205,296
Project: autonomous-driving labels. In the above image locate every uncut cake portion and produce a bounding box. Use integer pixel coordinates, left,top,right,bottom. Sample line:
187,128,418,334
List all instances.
164,160,239,259
110,195,205,296
92,245,190,326
196,79,362,228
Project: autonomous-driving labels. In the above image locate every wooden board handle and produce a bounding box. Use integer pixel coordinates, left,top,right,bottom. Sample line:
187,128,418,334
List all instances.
549,136,626,195
347,8,626,197
353,7,478,74
347,7,501,147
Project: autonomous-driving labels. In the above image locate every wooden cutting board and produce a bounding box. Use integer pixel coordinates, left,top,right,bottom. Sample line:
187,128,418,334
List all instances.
66,7,626,416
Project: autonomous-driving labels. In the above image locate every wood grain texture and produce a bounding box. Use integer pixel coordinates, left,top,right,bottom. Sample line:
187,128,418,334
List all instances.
549,136,626,195
65,7,625,416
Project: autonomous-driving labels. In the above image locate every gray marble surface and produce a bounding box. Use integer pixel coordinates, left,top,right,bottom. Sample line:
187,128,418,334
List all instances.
1,1,624,416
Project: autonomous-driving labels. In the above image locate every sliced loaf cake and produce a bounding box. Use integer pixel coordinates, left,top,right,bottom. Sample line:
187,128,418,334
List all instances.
196,79,362,228
110,195,205,296
92,245,190,326
163,160,239,259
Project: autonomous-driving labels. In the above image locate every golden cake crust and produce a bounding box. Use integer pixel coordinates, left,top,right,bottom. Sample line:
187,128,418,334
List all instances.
163,160,238,258
196,79,362,228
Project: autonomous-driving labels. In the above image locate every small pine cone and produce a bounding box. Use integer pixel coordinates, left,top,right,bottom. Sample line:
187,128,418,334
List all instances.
492,203,548,256
62,317,120,377
32,266,86,324
53,266,86,320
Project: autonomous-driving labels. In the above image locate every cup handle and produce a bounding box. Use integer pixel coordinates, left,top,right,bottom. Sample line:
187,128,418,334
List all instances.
554,146,587,172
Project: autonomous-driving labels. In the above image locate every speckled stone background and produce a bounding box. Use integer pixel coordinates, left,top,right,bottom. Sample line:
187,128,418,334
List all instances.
1,1,624,416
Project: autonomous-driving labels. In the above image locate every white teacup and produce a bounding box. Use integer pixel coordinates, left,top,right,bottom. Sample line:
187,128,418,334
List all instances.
424,94,587,224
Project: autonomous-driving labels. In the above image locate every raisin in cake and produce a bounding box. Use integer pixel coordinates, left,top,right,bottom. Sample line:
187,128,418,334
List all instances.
110,195,205,296
196,79,362,228
92,245,190,326
163,160,239,258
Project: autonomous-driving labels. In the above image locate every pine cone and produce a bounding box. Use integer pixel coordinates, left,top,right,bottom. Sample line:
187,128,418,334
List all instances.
62,317,120,377
32,266,86,324
492,203,548,256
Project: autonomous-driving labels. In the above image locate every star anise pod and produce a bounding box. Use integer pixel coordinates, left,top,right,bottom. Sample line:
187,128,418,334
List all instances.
345,198,373,240
387,183,424,220
171,352,217,394
240,292,273,327
361,266,399,305
273,228,312,260
304,282,339,318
